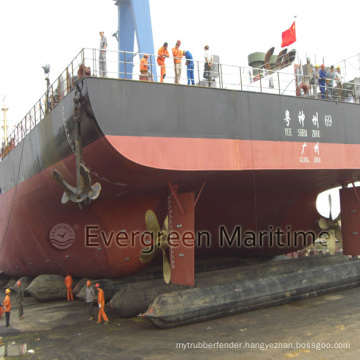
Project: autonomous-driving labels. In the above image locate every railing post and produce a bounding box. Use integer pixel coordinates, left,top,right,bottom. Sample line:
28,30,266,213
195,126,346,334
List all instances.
278,72,281,95
219,64,223,89
240,67,243,91
51,84,54,109
259,71,263,93
124,51,127,79
150,54,153,81
71,62,74,88
197,61,200,86
93,49,96,77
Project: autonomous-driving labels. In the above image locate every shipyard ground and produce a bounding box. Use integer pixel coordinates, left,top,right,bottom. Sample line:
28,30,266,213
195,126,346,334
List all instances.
0,286,358,359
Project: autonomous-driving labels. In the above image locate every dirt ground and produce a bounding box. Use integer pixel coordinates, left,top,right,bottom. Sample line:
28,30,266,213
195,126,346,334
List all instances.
1,286,359,360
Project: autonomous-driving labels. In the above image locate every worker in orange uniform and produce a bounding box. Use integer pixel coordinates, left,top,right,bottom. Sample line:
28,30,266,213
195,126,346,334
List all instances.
140,54,149,81
64,273,74,301
95,283,109,325
157,42,169,82
3,288,11,327
172,40,183,84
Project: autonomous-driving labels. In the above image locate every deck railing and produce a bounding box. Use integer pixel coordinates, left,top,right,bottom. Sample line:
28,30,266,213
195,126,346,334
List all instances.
2,48,360,158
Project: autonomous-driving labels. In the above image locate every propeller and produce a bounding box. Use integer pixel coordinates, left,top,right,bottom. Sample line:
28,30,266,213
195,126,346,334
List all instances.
318,194,342,255
140,210,171,284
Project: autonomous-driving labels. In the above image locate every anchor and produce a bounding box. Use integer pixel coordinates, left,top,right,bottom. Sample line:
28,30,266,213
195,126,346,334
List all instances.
53,81,101,209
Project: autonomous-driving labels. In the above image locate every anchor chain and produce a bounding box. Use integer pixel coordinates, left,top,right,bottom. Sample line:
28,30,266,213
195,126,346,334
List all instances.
53,80,101,209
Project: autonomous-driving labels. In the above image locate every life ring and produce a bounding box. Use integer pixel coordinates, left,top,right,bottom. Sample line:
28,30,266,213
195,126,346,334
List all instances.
297,83,309,96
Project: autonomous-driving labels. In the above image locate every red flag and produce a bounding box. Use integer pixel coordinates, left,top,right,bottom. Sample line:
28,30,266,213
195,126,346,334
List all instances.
281,22,296,47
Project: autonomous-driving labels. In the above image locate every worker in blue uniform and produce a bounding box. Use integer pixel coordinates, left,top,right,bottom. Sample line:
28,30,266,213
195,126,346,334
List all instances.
183,50,195,85
318,64,327,99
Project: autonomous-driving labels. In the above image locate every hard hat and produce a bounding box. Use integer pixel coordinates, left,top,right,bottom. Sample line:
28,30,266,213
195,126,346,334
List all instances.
315,64,319,67
86,280,91,286
17,281,21,286
5,288,10,294
95,283,100,288
337,66,340,69
321,64,325,68
176,40,181,45
204,45,209,49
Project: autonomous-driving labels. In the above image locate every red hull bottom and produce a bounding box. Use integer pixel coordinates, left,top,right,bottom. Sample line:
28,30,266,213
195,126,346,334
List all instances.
0,136,350,278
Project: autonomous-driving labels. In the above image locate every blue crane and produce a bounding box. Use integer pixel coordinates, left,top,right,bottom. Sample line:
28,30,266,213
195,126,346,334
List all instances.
113,0,157,79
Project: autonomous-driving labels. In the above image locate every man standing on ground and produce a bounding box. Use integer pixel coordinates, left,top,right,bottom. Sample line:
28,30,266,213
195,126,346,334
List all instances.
11,281,24,320
183,50,195,85
65,273,74,301
204,45,213,87
86,280,95,320
95,283,109,325
99,31,108,77
172,40,183,84
3,288,11,328
157,42,169,83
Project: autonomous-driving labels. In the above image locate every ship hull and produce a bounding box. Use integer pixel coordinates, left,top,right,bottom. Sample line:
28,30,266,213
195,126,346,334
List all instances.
0,77,359,278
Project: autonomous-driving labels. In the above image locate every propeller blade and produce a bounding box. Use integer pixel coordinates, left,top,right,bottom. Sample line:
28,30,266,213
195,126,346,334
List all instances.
327,230,336,255
335,227,342,244
328,194,333,220
145,210,161,234
140,210,161,264
162,249,171,284
333,212,341,224
319,217,330,230
163,215,169,233
139,246,156,263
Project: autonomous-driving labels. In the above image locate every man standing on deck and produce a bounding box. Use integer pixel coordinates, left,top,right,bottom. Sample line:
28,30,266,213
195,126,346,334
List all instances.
99,31,108,77
335,66,344,101
140,54,149,81
3,288,11,327
10,281,24,319
327,65,336,100
65,273,74,301
95,283,109,325
204,45,213,87
319,64,327,99
86,280,95,321
157,42,170,82
172,40,183,84
311,64,319,98
183,50,195,85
